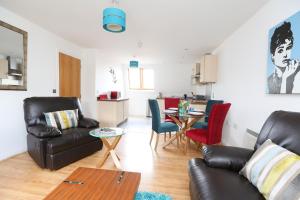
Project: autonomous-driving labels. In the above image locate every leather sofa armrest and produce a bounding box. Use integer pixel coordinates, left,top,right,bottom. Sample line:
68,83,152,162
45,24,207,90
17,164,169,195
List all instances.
27,124,62,138
78,117,99,128
202,145,254,172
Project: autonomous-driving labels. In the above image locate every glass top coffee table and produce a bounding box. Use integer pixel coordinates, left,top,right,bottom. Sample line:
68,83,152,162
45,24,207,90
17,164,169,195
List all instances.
90,128,125,170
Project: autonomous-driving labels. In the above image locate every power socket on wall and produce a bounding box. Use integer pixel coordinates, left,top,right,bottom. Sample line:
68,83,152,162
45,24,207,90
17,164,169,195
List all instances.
225,119,238,130
225,119,230,126
233,123,238,130
52,89,56,94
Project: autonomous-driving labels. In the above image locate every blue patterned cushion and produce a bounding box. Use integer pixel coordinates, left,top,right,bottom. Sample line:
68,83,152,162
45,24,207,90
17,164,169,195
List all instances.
135,191,172,200
44,109,78,130
240,139,300,200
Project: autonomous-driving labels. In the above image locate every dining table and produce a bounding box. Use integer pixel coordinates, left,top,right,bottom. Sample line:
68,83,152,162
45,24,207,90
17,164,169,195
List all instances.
162,108,205,152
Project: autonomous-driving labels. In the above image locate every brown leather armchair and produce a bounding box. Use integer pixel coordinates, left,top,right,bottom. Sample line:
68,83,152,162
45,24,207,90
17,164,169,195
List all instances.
189,111,300,200
24,97,102,170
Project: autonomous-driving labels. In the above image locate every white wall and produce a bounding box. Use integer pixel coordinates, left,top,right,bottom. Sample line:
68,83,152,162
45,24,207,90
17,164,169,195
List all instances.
124,63,192,116
81,50,127,119
95,55,125,96
94,59,193,117
83,53,193,118
213,0,300,148
81,49,98,119
0,7,82,160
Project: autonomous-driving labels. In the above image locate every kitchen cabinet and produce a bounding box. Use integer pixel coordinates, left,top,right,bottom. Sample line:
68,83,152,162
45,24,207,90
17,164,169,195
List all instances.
192,54,217,84
97,98,129,127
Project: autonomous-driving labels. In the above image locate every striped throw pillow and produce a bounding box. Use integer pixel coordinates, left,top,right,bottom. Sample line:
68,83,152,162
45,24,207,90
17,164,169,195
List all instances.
44,109,78,130
240,139,300,200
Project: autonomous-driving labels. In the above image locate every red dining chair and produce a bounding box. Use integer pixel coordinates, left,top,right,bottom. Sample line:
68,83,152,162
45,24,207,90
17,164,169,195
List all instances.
185,103,231,152
164,98,180,140
164,97,180,123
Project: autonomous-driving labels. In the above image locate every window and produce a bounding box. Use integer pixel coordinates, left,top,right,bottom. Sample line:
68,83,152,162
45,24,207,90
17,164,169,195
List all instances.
128,68,154,90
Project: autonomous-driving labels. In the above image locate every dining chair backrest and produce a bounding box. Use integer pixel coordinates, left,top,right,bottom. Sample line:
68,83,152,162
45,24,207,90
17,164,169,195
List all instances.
165,98,180,109
207,103,231,144
205,100,224,122
148,99,161,132
164,98,180,121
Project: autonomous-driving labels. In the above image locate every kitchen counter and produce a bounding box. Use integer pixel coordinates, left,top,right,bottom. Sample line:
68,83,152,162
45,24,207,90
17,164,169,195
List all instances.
190,100,207,105
156,97,207,105
97,98,129,127
97,98,129,102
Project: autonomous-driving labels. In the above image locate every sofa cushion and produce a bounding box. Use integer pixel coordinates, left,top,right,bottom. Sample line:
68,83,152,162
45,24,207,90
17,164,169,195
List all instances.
44,109,78,130
189,158,264,200
240,139,300,200
202,145,253,172
27,124,62,138
47,128,98,154
78,117,99,129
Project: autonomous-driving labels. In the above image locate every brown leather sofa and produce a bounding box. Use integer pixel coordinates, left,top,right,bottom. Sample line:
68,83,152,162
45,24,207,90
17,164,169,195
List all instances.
24,97,102,170
189,111,300,200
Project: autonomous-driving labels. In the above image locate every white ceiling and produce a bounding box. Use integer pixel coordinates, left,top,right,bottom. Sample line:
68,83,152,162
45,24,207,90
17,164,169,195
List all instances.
0,0,269,64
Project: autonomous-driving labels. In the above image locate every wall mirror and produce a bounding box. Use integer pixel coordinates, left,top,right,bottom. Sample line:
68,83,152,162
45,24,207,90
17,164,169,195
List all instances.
0,20,27,90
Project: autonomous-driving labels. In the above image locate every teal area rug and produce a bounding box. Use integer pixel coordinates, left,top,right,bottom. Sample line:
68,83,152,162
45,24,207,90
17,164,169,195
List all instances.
135,191,172,200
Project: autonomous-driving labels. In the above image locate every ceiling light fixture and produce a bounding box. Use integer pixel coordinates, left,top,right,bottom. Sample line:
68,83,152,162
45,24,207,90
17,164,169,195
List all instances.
103,0,126,33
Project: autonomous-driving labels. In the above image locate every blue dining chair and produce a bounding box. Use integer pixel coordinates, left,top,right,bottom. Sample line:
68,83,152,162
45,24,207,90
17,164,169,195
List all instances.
148,99,179,150
192,100,224,129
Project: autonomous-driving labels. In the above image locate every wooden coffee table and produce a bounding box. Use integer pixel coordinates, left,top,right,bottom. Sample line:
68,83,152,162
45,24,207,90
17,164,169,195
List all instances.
44,167,141,200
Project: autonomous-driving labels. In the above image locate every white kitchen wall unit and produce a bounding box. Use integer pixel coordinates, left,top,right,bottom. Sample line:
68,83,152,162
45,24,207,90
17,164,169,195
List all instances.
192,54,217,84
192,63,201,77
97,99,129,127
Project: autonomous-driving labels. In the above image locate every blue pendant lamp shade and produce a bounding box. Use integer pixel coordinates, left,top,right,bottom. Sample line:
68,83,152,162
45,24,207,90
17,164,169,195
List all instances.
103,7,126,33
130,60,139,68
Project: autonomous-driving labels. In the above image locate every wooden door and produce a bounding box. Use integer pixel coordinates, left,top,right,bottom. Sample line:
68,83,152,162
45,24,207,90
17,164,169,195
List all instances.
59,52,81,98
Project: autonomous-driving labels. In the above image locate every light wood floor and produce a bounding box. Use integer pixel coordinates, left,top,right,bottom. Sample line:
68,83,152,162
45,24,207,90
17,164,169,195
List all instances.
0,117,202,200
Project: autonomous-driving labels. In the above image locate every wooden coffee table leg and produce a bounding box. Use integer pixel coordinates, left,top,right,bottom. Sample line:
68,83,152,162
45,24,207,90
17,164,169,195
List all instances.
97,147,111,168
97,136,122,169
110,150,122,170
